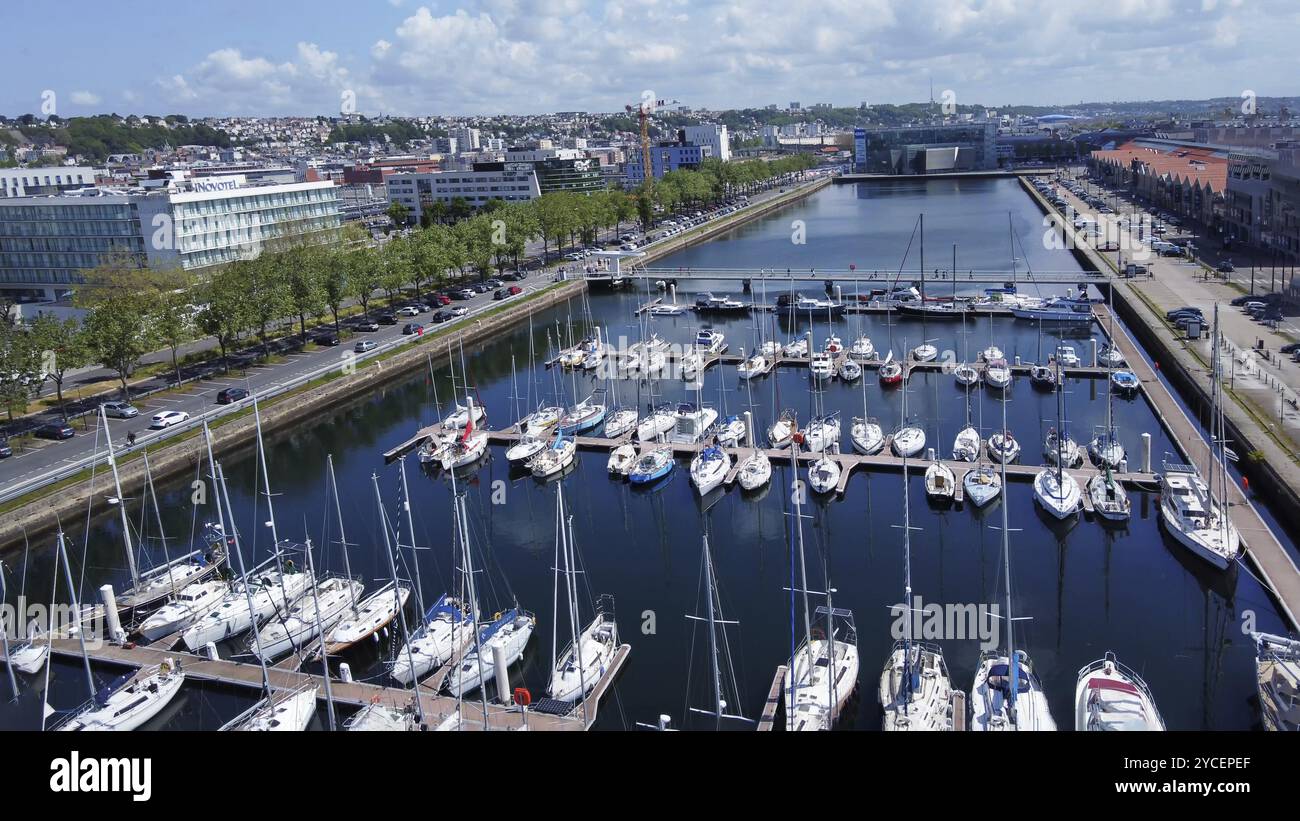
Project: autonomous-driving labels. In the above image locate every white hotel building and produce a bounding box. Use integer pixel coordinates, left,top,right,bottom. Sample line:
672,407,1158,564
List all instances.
386,164,541,221
0,174,340,301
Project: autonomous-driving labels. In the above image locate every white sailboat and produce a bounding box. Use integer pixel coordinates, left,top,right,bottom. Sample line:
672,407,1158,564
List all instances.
880,444,955,731
963,463,1002,508
607,443,638,475
690,444,731,495
783,443,859,731
768,408,798,448
529,432,577,479
1088,470,1131,521
970,448,1057,731
636,403,677,442
1251,632,1300,731
984,358,1012,391
604,407,639,439
803,412,841,454
987,429,1021,463
1034,360,1082,520
808,452,841,495
924,455,956,502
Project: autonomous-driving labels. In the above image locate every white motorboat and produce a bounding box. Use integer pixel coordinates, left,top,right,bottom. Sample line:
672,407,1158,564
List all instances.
768,409,797,448
505,434,548,464
1075,652,1165,731
849,335,875,361
1252,631,1300,731
784,337,809,358
680,349,704,380
839,359,862,381
557,393,607,435
320,582,411,655
6,638,49,675
1098,343,1125,368
671,403,718,445
251,577,365,661
444,608,536,698
1088,471,1131,521
636,403,677,442
690,445,731,495
694,327,728,355
980,345,1004,362
548,608,619,703
850,417,884,455
784,610,860,731
911,343,938,362
808,455,841,494
530,435,577,478
984,358,1012,390
1053,345,1080,368
1044,428,1083,468
809,351,834,379
823,335,844,355
1157,464,1241,569
715,415,746,448
182,564,312,651
954,363,979,386
137,579,229,642
57,658,185,731
441,430,489,470
443,401,486,430
225,683,318,732
892,424,926,458
924,460,956,501
737,351,769,379
607,443,638,475
737,449,772,491
803,413,841,454
603,408,639,439
952,426,981,462
1033,467,1081,520
963,464,1002,508
987,430,1020,463
390,595,474,685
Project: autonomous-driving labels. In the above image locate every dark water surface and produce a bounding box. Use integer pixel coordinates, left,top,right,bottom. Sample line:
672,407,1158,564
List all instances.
3,179,1291,731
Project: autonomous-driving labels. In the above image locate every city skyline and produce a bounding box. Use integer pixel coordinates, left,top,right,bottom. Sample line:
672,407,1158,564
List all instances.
4,0,1298,118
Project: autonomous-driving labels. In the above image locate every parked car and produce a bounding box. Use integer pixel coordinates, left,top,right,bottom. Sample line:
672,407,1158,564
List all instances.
1279,342,1300,355
150,411,190,430
449,306,469,318
507,285,523,296
402,322,424,335
485,278,504,289
217,387,250,404
378,313,397,325
0,436,11,458
314,332,340,346
432,310,453,323
355,340,378,353
355,320,380,332
35,421,76,440
103,401,139,419
493,288,511,300
395,306,420,317
1229,295,1256,306
471,282,491,294
1166,307,1202,320
1216,260,1235,273
453,289,475,300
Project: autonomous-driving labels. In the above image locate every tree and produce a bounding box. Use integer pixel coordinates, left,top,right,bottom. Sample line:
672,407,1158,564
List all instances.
346,248,381,317
28,312,89,420
148,268,197,387
320,249,350,334
75,260,158,397
242,255,289,358
387,201,410,227
0,322,42,422
196,265,250,369
281,244,327,340
379,239,414,302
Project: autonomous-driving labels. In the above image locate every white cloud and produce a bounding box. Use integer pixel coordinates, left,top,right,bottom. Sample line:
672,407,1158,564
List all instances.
69,90,100,106
142,0,1300,115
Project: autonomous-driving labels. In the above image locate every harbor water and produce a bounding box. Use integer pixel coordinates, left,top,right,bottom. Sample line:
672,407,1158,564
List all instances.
2,178,1292,731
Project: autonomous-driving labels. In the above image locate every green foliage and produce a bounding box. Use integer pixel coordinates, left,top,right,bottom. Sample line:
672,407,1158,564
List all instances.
327,120,427,148
19,115,234,162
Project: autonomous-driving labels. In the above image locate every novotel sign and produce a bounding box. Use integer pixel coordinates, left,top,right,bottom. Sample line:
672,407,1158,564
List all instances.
190,175,246,193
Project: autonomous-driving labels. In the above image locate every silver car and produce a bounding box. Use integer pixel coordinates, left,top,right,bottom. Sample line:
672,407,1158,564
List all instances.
103,401,139,419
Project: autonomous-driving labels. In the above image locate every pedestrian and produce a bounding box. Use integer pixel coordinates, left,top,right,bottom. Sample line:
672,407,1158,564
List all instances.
126,431,136,447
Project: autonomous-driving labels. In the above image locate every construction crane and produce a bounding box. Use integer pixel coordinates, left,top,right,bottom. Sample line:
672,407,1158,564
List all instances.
625,95,678,191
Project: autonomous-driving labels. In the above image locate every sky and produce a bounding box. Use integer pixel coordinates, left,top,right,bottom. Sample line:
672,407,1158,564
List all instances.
3,0,1297,118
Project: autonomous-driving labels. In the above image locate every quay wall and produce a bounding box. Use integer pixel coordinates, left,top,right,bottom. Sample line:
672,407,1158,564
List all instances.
0,279,589,553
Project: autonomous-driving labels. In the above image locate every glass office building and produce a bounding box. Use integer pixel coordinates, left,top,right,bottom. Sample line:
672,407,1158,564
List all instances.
852,122,998,175
0,179,340,301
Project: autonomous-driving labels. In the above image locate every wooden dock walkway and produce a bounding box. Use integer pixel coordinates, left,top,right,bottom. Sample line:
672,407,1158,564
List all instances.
32,635,630,731
1094,302,1300,629
756,665,788,731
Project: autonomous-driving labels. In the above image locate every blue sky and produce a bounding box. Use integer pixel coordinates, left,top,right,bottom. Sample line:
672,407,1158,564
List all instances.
3,0,1296,117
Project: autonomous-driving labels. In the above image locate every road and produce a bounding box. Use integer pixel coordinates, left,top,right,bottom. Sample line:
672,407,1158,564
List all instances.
0,171,820,497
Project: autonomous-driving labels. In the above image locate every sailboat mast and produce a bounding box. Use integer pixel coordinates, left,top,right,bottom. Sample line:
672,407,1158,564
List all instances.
901,451,914,703
252,398,291,607
327,455,358,611
565,507,589,728
703,533,723,731
140,452,177,600
447,466,490,727
55,530,96,700
99,405,139,591
1000,394,1019,723
214,461,273,698
372,475,423,726
398,457,427,619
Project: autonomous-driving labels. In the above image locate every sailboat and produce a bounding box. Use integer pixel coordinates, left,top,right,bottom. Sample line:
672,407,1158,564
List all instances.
1074,652,1165,731
768,408,798,448
891,367,925,458
1088,469,1131,521
783,444,859,730
1,540,50,675
736,422,772,491
1034,359,1082,520
1089,297,1127,470
970,446,1057,731
690,442,731,496
547,486,620,705
529,430,578,479
807,449,841,495
850,356,884,455
879,443,954,731
47,529,186,731
1251,631,1300,731
1158,307,1240,568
